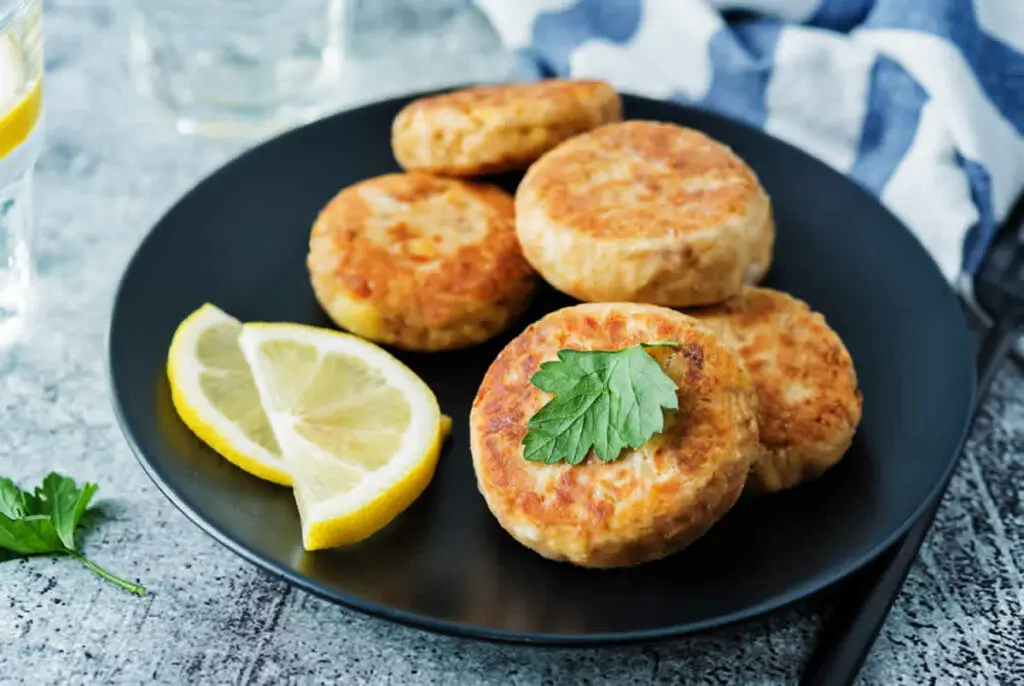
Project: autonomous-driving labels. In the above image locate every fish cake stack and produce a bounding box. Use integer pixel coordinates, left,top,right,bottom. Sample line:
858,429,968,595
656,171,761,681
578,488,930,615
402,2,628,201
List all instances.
306,79,863,568
308,79,623,353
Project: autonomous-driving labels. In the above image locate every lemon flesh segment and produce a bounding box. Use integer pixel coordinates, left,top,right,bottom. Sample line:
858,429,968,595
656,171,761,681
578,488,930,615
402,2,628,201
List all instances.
238,323,445,550
0,32,41,161
166,304,291,486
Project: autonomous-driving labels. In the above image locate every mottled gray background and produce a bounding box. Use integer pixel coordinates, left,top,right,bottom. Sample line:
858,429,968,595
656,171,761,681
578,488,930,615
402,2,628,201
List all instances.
1,2,1022,684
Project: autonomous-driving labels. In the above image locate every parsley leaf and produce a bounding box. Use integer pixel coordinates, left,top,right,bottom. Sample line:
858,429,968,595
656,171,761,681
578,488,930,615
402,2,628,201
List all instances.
0,514,63,554
0,473,145,596
37,472,97,550
0,477,29,518
522,343,680,465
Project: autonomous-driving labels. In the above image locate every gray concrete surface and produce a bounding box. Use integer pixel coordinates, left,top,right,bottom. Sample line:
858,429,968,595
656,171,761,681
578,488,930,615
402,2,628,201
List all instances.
1,2,1022,684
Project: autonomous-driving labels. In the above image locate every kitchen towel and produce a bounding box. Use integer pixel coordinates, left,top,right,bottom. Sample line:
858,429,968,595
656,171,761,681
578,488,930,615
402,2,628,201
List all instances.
473,0,1024,284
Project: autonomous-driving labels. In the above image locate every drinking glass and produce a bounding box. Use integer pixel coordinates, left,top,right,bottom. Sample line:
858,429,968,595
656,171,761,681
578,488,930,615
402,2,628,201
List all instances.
0,0,42,346
128,0,345,137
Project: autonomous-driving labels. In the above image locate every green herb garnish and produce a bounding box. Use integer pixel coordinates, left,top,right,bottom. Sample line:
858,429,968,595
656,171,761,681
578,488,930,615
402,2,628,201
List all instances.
522,343,680,465
0,472,145,596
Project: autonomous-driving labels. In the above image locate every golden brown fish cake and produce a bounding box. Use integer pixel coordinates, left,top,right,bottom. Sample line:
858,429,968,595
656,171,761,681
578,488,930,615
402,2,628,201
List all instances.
470,302,760,568
515,120,772,307
748,210,775,284
307,172,538,351
391,80,622,176
691,287,863,494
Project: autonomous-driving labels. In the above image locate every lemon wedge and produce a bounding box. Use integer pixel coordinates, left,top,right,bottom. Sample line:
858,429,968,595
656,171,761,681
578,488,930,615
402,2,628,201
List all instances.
166,304,291,486
238,322,447,551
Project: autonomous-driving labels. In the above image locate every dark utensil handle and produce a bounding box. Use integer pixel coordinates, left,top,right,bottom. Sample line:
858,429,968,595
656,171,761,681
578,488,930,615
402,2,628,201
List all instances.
799,317,1020,686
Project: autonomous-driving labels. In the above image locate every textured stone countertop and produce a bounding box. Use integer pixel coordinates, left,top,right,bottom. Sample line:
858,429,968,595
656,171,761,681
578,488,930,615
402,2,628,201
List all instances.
2,2,1022,684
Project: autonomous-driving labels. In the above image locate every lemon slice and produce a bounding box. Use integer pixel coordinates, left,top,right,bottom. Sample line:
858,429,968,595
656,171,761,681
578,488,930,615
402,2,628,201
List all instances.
0,33,40,161
166,304,291,486
237,322,447,550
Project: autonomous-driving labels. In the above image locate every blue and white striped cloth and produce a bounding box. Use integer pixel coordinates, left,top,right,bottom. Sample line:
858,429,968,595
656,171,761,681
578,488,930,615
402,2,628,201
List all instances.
473,0,1024,283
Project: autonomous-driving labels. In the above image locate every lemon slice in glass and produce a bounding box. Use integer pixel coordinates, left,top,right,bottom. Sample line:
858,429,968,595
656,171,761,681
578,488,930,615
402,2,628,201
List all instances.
238,322,447,551
166,304,290,485
0,34,40,161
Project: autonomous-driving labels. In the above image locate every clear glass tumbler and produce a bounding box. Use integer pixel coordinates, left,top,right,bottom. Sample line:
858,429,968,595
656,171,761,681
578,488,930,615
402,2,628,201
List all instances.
128,0,345,137
0,0,42,347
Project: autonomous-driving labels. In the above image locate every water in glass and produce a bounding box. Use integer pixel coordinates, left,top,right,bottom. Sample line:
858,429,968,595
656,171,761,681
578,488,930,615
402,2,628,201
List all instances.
0,0,42,346
129,0,345,137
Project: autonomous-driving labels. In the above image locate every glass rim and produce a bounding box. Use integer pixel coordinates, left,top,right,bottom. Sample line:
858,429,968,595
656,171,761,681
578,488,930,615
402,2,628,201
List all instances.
0,0,35,28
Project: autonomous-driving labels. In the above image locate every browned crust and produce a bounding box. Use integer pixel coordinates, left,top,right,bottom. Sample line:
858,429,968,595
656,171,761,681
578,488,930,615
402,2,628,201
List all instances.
307,172,537,351
518,120,767,239
391,80,623,176
469,302,760,567
690,287,863,493
513,121,772,307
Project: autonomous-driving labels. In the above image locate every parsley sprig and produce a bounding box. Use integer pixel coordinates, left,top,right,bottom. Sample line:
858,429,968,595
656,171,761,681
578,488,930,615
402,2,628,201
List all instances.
0,473,145,595
522,343,680,465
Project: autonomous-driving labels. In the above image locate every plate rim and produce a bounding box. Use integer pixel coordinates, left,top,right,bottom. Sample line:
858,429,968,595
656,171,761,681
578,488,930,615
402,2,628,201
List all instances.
107,88,978,646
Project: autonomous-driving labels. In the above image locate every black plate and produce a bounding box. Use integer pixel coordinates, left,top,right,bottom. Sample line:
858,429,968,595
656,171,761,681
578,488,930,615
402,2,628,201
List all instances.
109,92,976,645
